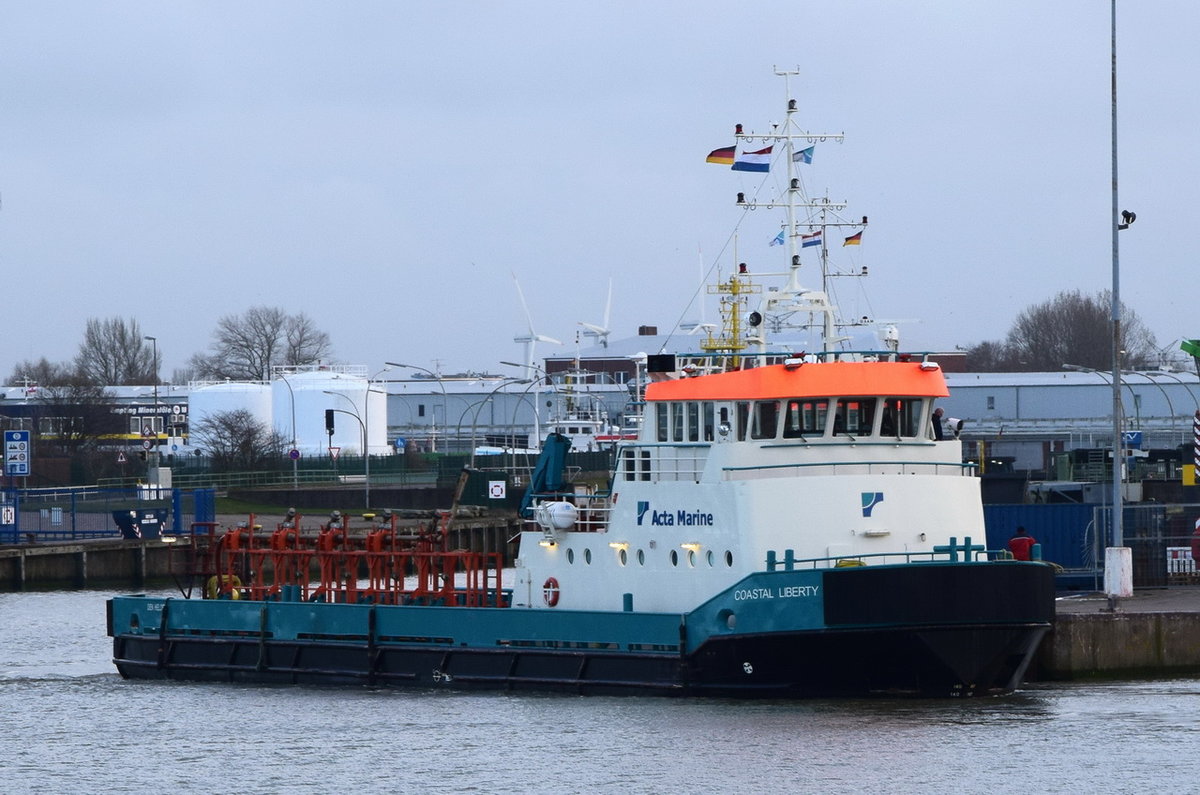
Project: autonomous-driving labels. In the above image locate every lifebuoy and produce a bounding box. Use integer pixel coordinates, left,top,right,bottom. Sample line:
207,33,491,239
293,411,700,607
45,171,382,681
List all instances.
543,577,560,607
205,574,242,600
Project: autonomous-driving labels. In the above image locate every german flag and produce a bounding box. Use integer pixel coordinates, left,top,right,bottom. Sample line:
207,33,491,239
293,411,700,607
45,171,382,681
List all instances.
705,145,735,165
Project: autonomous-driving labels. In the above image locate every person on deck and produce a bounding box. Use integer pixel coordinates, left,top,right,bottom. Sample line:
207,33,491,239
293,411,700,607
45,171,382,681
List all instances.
931,407,945,440
1008,526,1037,561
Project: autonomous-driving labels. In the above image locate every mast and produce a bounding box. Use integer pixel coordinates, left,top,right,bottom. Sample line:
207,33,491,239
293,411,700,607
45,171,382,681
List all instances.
730,69,871,355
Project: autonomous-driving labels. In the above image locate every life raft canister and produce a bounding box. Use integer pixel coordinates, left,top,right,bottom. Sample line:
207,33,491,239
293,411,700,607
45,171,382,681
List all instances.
542,577,560,607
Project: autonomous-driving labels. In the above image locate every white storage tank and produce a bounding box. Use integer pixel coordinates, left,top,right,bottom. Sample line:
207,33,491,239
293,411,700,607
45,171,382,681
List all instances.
274,369,390,457
189,381,273,434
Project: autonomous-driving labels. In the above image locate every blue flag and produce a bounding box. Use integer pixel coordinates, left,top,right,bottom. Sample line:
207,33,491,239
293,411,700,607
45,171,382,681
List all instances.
793,145,814,164
770,230,785,247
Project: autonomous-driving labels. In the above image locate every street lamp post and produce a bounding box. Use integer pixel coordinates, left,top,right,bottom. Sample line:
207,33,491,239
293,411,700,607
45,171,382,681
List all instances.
387,362,447,453
279,372,298,488
144,335,158,469
463,377,529,466
325,392,368,508
324,366,390,510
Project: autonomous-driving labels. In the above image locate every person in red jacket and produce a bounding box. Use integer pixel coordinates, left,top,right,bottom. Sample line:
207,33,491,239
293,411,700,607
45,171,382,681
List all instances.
1008,526,1037,561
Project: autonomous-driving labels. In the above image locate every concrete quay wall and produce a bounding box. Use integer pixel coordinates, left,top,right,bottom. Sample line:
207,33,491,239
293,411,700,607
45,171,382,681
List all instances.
1034,609,1200,681
0,539,174,591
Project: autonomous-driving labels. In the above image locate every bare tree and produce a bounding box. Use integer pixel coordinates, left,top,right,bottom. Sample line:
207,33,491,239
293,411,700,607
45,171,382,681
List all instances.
189,306,333,381
963,340,1016,372
965,290,1157,372
3,358,119,483
7,357,74,388
75,317,156,385
190,408,287,472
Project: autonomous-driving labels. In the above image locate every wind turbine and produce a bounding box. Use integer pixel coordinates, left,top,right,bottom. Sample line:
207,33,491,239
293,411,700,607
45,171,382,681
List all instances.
578,277,613,348
512,273,561,379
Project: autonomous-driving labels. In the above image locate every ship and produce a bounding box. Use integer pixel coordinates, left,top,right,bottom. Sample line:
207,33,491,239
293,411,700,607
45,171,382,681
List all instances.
108,71,1054,697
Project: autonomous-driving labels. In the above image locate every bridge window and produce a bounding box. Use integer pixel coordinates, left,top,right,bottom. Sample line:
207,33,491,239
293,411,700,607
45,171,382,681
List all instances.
751,400,780,440
687,402,699,442
735,402,750,441
883,398,922,438
784,399,828,438
702,403,715,441
656,403,668,442
672,402,684,442
833,399,872,436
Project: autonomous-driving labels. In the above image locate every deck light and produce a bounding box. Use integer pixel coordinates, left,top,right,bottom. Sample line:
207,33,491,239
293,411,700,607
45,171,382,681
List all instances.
538,540,557,548
608,541,629,550
919,362,941,371
680,542,702,552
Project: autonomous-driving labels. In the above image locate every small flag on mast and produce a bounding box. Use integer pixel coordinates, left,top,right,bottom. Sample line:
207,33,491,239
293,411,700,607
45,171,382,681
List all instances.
801,230,822,248
732,145,773,172
843,231,863,246
793,145,814,164
706,145,735,165
770,230,785,246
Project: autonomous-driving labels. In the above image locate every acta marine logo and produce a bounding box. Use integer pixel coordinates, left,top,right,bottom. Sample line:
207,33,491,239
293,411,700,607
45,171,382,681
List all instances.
636,501,714,527
861,492,884,517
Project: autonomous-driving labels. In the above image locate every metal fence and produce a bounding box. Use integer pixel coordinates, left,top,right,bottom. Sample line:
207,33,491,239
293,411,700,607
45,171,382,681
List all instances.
1,487,215,544
985,501,1200,589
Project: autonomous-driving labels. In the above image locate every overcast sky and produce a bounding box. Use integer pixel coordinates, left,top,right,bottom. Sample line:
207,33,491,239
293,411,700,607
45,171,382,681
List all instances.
3,1,1196,383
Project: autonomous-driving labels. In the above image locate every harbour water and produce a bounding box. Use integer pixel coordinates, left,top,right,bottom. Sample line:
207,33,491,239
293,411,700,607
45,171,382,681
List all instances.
2,589,1197,794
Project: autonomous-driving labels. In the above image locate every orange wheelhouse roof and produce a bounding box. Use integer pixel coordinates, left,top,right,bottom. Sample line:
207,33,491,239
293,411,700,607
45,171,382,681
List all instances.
645,361,950,402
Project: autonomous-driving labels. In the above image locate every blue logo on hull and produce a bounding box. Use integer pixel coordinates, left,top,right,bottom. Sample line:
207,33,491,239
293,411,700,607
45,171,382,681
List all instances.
636,500,651,525
861,492,884,517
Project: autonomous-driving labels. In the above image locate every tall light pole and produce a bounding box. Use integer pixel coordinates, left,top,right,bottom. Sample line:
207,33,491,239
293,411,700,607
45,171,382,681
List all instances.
1110,0,1123,551
144,335,158,468
387,362,446,452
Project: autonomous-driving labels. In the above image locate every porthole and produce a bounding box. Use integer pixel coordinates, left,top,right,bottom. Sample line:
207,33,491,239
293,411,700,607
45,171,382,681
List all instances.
687,550,697,568
637,549,645,566
725,550,734,567
706,550,714,567
567,549,575,564
619,549,628,566
670,549,679,567
585,548,592,565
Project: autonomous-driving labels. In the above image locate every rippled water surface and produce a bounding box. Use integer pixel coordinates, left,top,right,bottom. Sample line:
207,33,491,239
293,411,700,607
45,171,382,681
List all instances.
2,590,1198,793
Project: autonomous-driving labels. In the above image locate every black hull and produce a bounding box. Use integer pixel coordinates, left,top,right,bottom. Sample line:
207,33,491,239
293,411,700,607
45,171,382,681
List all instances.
112,624,1048,698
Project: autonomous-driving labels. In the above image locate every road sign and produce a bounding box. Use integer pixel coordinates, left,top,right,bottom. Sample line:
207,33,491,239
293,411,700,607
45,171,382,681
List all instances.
1122,431,1143,449
4,430,30,476
142,440,153,450
117,452,127,463
288,449,301,461
329,447,340,460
